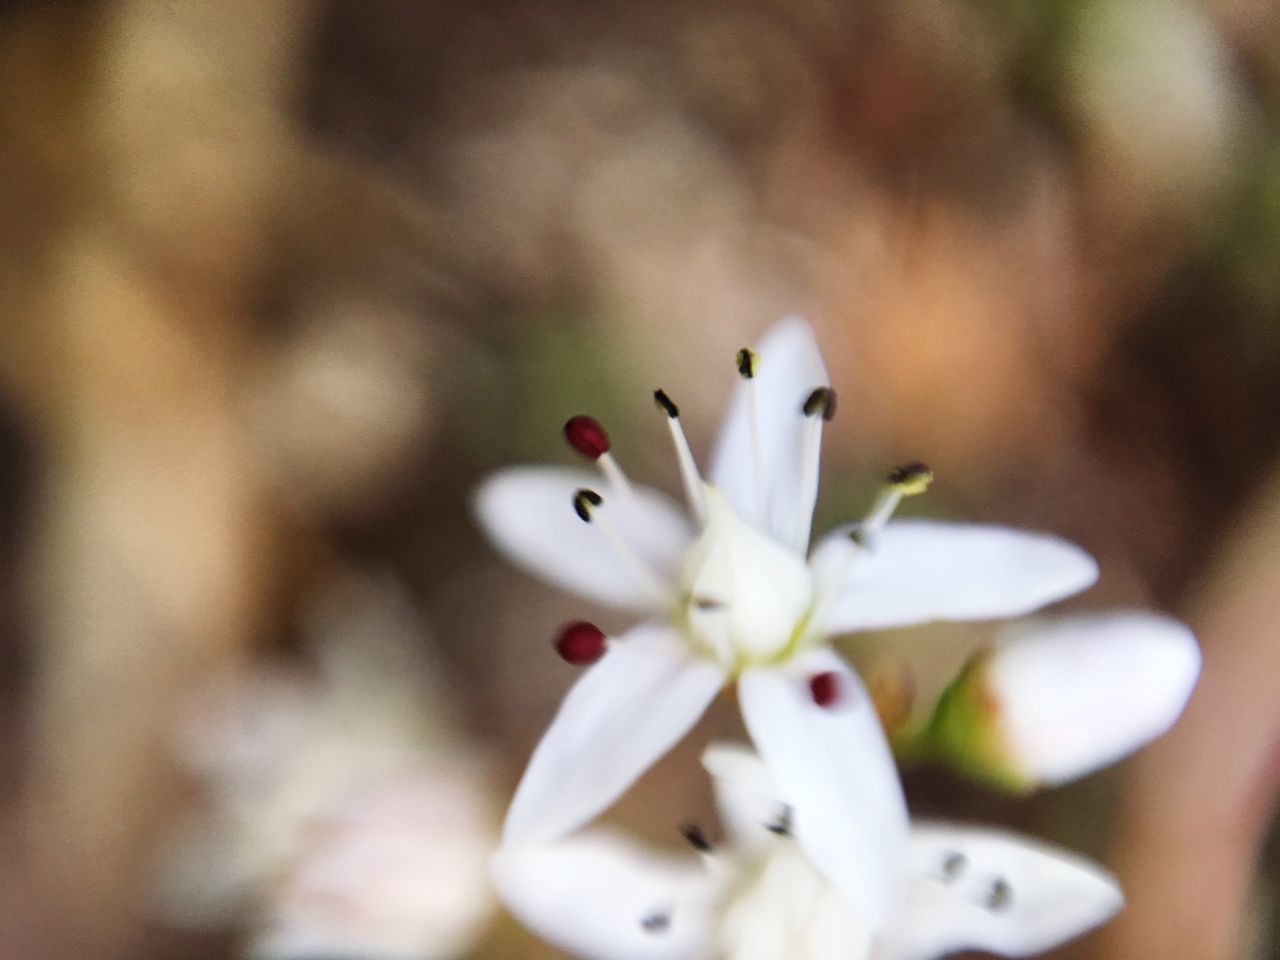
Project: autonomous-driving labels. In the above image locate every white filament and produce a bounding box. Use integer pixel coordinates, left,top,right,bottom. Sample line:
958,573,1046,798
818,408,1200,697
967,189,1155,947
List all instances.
810,485,906,632
788,414,825,554
597,452,635,498
745,379,768,529
588,500,672,605
664,414,708,526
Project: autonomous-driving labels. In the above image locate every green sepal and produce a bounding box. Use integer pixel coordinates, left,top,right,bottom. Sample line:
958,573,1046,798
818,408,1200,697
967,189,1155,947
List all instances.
921,651,1036,794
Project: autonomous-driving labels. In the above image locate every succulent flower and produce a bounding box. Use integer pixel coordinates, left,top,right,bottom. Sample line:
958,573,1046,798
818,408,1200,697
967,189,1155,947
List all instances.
476,317,1100,919
493,743,1124,960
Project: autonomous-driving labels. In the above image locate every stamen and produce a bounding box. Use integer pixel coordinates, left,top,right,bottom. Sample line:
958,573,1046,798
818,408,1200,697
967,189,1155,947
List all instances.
564,415,610,459
553,621,608,665
765,804,793,835
736,348,767,526
680,823,713,852
941,851,968,884
986,878,1013,912
572,488,603,522
808,670,844,708
641,912,671,934
564,415,634,496
597,452,633,496
653,388,707,525
571,488,670,603
802,387,837,421
860,460,934,543
788,386,837,552
811,461,934,634
886,460,933,495
653,388,679,419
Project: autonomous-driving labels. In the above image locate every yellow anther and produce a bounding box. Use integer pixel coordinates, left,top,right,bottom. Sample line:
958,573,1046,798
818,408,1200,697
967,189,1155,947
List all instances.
886,461,933,496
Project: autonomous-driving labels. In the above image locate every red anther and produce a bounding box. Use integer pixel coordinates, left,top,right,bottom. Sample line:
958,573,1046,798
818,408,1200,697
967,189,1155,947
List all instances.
564,416,610,459
554,621,608,665
809,671,843,708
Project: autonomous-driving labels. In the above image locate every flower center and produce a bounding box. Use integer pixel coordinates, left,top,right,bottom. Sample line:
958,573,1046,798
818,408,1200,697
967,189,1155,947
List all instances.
717,840,872,960
679,487,814,669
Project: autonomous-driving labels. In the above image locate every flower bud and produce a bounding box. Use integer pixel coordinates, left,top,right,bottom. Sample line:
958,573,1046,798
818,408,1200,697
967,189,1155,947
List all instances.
926,613,1200,791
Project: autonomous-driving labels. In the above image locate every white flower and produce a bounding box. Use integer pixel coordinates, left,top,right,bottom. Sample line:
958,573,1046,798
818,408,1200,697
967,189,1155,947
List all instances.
492,743,1124,960
476,317,1098,918
925,612,1201,790
252,773,496,960
156,570,497,960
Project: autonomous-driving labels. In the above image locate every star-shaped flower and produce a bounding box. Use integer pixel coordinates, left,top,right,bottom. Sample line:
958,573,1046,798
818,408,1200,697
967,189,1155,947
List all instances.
492,742,1124,960
475,317,1103,920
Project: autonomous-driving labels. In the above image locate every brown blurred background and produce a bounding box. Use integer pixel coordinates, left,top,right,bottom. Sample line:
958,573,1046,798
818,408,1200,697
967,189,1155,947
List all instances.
0,0,1278,957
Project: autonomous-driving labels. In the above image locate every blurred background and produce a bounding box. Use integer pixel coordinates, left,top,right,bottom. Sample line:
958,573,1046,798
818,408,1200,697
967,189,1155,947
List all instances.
0,0,1277,957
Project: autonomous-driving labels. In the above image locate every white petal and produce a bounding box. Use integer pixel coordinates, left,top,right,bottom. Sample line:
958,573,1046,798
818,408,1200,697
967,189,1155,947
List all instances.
491,832,719,960
987,613,1201,786
699,744,882,960
700,742,786,858
474,466,693,612
504,624,726,846
883,822,1123,960
708,316,829,544
814,521,1098,634
717,842,871,960
737,650,908,926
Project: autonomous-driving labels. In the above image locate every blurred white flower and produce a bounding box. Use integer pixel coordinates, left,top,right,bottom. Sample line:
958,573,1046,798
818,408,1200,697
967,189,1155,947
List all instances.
475,316,1097,919
157,570,497,960
926,612,1201,790
253,774,495,960
493,743,1123,960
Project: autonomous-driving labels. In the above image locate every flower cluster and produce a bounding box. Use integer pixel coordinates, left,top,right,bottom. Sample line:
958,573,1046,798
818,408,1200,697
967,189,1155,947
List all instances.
475,317,1200,959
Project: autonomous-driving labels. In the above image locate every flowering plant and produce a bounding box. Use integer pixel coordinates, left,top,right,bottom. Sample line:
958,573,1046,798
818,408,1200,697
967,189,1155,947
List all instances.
476,316,1199,935
494,742,1125,960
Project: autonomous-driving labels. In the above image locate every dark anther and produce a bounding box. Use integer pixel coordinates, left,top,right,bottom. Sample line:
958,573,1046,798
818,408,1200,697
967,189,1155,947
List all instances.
736,348,758,379
886,461,933,492
680,823,713,852
765,805,793,835
986,877,1013,912
641,912,671,934
692,596,727,611
941,851,968,884
802,386,837,421
573,488,603,522
653,388,680,419
848,526,868,547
